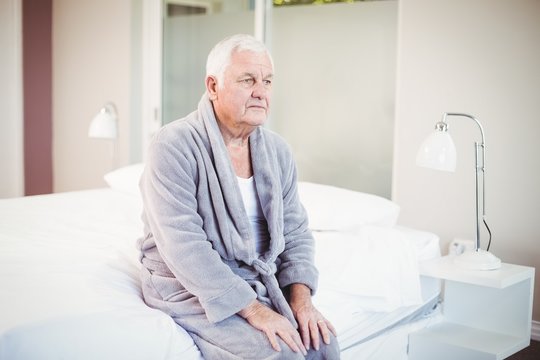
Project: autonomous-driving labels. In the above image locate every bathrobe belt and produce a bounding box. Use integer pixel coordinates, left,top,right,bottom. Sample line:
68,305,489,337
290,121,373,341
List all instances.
251,258,298,328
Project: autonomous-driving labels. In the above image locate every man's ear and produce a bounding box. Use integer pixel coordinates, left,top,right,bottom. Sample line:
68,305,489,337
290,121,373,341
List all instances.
206,76,218,101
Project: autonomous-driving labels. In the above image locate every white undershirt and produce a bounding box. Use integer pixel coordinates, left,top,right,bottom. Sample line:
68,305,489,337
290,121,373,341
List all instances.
237,176,270,255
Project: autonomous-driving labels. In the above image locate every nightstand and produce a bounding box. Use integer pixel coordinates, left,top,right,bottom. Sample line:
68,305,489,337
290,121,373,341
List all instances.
409,255,535,360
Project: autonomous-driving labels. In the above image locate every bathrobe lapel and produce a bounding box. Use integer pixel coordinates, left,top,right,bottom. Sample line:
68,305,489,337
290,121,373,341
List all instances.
250,130,286,261
199,95,251,261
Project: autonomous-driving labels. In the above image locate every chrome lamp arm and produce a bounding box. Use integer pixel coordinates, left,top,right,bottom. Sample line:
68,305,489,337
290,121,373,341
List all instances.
441,112,486,253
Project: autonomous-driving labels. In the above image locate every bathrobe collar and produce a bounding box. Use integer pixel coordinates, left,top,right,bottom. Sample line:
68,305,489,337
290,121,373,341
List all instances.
198,93,285,261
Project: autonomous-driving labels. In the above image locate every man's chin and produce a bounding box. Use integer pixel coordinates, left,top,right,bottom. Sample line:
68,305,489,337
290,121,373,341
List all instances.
249,120,266,128
244,114,268,127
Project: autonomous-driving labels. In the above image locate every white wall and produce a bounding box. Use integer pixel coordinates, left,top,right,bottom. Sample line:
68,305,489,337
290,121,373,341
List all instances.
393,0,540,321
53,0,133,192
0,0,24,198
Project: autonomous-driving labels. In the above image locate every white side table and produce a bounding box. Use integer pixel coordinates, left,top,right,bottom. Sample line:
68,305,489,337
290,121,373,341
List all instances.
409,255,535,360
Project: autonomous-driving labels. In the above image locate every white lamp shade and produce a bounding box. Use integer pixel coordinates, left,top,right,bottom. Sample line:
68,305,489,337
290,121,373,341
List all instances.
88,106,118,139
416,130,457,172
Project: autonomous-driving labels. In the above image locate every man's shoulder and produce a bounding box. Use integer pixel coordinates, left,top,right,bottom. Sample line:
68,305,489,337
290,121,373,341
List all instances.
153,111,204,144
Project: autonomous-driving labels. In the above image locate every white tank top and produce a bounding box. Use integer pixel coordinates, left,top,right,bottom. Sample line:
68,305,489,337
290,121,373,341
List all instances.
237,176,270,255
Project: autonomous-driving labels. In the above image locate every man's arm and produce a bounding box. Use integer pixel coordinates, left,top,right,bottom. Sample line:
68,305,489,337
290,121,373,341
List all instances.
288,283,336,351
141,136,256,323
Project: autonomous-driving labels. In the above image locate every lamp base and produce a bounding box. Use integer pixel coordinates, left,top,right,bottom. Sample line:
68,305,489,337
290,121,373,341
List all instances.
453,249,502,270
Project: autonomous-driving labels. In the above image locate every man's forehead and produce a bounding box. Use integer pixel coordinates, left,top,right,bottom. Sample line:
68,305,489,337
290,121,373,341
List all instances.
230,50,273,71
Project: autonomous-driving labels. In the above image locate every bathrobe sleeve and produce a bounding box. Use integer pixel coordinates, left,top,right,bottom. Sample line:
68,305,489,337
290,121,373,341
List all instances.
273,137,319,294
141,130,256,323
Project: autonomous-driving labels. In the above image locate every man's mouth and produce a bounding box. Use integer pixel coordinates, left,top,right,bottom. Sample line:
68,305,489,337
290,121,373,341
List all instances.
248,105,266,111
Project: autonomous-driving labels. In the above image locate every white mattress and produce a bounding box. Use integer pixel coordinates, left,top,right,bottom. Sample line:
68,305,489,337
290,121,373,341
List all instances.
0,188,441,359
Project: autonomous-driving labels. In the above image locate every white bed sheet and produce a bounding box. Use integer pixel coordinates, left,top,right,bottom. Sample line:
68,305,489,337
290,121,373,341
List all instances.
0,188,441,359
0,189,203,360
312,228,442,354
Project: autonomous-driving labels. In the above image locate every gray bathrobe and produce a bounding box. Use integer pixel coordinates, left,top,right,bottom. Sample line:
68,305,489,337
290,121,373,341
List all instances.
138,94,319,336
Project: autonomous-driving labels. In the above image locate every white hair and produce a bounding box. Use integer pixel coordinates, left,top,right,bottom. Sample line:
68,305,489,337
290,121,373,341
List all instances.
206,34,274,88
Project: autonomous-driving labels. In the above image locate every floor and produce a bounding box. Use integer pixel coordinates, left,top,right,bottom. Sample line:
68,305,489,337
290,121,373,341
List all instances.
507,340,539,360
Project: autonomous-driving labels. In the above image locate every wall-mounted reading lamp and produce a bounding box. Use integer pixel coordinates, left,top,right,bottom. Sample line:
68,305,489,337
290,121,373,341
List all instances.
88,102,118,139
88,102,118,170
416,112,501,270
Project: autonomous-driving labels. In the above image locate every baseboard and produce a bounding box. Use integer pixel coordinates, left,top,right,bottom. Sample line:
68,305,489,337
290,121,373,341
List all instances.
532,320,540,341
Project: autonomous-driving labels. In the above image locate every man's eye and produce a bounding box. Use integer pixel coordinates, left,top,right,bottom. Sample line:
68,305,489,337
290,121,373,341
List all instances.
263,80,272,86
240,78,255,85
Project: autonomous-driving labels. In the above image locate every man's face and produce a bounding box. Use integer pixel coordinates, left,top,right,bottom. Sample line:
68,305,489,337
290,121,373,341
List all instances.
209,50,273,131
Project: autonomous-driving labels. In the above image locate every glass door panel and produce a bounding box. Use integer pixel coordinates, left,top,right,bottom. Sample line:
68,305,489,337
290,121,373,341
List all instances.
270,1,397,197
162,0,255,124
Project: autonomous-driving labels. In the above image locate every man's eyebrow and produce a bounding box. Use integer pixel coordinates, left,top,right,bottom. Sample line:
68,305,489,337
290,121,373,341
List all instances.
237,72,274,79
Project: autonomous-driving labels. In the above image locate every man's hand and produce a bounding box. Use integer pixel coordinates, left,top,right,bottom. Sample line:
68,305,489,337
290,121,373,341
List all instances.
238,300,307,356
289,284,337,351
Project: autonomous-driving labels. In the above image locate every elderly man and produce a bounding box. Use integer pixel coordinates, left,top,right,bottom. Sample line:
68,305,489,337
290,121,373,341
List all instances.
138,34,339,359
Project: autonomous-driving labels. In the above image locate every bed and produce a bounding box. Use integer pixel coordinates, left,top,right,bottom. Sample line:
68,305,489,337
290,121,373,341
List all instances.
0,164,443,359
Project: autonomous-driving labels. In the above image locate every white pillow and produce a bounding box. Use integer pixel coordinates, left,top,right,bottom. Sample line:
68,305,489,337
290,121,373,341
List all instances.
103,163,144,197
297,181,400,231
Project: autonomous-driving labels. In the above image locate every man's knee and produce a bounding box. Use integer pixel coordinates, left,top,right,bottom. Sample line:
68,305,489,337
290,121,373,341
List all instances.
267,334,340,360
306,334,340,360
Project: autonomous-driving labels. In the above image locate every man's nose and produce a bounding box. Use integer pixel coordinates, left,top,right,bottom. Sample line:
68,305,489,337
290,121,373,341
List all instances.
252,81,269,99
